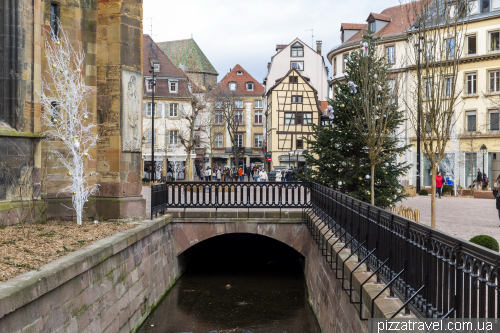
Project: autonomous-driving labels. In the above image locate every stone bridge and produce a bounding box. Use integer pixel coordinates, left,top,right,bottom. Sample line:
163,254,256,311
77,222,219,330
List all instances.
168,210,309,256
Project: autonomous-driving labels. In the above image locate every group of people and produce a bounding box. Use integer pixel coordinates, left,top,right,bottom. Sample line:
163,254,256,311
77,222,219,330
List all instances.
435,168,490,199
198,166,269,182
196,166,300,183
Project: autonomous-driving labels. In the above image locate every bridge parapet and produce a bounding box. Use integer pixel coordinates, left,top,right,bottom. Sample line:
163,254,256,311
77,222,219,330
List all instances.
169,210,308,256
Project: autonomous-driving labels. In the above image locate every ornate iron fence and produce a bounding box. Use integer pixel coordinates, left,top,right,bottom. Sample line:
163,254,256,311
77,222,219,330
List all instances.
308,183,500,319
151,181,311,218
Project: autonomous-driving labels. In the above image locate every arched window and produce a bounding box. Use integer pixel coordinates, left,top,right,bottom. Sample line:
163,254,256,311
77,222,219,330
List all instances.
291,42,304,57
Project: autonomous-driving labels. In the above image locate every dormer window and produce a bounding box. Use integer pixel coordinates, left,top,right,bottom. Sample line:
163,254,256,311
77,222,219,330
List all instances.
169,80,178,93
146,79,155,92
229,82,237,91
246,82,254,91
291,42,304,57
369,21,375,32
237,71,243,75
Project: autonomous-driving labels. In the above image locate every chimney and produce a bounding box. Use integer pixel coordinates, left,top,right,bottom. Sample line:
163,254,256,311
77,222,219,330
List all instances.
316,40,322,55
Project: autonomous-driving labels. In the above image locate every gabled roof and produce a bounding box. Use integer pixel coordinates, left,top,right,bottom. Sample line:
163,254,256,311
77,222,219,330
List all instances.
266,68,318,95
267,69,321,112
157,39,218,75
213,64,264,95
143,35,187,78
340,23,366,31
273,38,315,58
142,35,192,98
368,13,392,22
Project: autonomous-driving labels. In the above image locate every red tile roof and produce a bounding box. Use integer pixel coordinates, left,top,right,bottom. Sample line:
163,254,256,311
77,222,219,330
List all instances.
142,35,192,98
340,23,366,31
344,2,420,44
213,64,265,95
369,13,392,22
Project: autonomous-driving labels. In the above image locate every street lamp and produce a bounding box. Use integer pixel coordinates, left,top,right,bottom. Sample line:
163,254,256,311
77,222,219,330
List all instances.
415,23,425,193
148,61,159,181
288,151,293,169
303,150,309,170
149,61,158,220
295,150,300,170
480,144,487,187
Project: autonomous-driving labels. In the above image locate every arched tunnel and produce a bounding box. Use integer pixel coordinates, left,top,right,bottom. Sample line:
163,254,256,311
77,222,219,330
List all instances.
138,233,321,333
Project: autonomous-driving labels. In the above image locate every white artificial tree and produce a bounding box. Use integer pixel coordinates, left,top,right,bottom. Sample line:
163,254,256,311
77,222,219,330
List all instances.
40,25,99,225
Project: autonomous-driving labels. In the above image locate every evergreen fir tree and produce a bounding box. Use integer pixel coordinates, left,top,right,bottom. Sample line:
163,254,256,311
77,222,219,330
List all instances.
303,33,410,208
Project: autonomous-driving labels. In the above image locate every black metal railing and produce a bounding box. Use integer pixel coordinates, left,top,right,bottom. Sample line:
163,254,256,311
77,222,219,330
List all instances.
307,183,500,319
151,181,311,218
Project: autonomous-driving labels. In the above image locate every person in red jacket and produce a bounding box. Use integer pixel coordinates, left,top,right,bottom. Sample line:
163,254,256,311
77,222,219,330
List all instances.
436,171,444,199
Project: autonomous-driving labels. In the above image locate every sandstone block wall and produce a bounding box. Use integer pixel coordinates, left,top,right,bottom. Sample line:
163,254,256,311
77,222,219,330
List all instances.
304,214,417,333
0,216,185,333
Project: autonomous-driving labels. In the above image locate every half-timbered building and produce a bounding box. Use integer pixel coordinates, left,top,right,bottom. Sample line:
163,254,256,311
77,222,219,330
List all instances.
265,69,322,171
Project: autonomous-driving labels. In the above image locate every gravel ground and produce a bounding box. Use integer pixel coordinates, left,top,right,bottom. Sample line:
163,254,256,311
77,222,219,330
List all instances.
400,195,500,243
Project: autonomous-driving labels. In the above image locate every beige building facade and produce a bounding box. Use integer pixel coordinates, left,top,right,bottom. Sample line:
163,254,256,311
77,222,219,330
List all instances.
210,65,266,170
265,69,322,171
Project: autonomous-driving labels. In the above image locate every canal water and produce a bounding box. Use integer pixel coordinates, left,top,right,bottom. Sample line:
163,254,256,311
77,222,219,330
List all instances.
137,234,321,333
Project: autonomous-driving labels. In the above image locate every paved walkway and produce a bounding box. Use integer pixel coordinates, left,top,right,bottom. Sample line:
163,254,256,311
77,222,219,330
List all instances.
400,196,500,244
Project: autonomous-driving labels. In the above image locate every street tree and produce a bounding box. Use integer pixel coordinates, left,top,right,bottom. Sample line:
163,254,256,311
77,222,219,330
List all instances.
178,96,209,180
208,86,242,169
401,0,470,228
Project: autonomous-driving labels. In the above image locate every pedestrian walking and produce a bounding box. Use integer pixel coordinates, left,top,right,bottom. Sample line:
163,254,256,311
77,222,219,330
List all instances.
222,168,227,182
436,171,443,199
233,167,239,182
259,169,268,182
476,168,483,189
238,167,244,181
200,168,205,182
217,169,221,182
253,168,259,182
483,173,489,190
493,175,500,227
206,167,211,181
276,170,282,182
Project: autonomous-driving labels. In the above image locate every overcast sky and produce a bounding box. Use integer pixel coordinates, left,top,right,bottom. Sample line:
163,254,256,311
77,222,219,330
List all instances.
143,0,400,84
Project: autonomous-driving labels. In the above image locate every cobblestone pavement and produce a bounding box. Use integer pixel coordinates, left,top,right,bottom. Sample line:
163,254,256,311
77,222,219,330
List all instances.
400,196,500,244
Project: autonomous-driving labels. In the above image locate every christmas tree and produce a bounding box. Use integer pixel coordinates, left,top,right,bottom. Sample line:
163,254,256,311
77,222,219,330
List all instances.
303,33,410,208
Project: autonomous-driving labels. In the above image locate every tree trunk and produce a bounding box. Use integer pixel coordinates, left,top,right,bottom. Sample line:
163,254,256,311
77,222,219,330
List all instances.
234,146,239,169
186,148,192,180
431,164,436,228
371,163,375,206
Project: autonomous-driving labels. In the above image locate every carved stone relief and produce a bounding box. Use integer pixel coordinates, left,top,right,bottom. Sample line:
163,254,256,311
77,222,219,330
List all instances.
122,69,142,152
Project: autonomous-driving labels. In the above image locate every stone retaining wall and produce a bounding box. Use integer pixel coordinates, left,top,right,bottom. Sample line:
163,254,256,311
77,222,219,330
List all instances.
304,214,416,333
0,216,184,333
